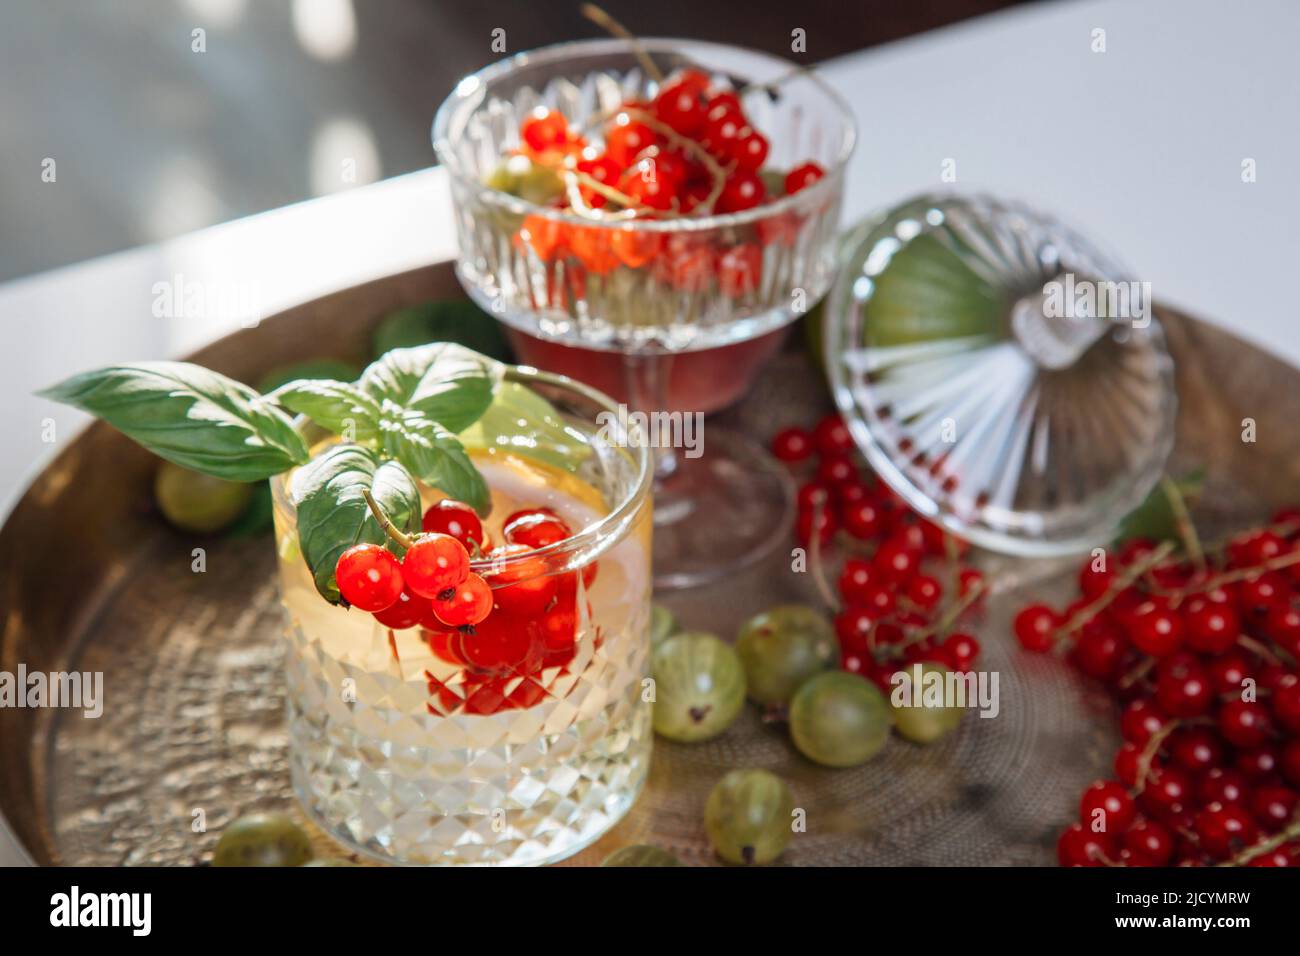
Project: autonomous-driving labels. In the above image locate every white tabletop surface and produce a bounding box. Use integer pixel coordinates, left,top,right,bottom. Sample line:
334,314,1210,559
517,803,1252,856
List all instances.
0,0,1297,861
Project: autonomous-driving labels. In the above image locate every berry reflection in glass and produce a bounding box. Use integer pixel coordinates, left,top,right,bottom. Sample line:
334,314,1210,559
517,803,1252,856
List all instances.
434,38,856,588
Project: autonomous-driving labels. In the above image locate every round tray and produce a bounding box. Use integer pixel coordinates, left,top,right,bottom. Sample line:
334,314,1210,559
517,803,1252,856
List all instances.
2,262,1297,866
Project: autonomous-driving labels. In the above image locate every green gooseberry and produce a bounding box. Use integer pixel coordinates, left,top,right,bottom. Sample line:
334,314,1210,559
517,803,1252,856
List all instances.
735,604,836,705
704,769,794,865
788,670,892,768
651,632,745,743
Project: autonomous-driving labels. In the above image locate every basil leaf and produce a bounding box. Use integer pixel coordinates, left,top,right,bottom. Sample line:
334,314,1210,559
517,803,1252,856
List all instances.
359,343,501,433
378,411,490,516
270,379,382,442
39,361,308,481
290,444,422,604
459,381,591,473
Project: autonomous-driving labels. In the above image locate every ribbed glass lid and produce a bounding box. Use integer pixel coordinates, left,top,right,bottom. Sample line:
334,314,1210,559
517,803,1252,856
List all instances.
825,193,1177,556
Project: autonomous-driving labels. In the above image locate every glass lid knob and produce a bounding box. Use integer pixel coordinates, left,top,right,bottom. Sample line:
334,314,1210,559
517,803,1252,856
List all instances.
825,193,1177,556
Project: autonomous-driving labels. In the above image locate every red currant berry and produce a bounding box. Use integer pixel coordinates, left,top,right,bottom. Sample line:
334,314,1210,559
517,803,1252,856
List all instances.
521,108,569,153
456,607,536,674
1013,604,1060,653
1080,780,1137,834
731,128,769,171
1077,562,1115,600
1114,743,1145,786
1207,652,1254,695
838,558,876,605
1282,740,1300,788
1139,765,1192,817
372,586,430,630
335,543,404,612
816,455,857,486
797,482,833,512
618,158,678,211
503,510,572,549
717,170,765,213
784,162,825,195
1057,823,1112,867
1170,727,1224,774
651,80,706,136
422,499,485,551
1236,745,1278,781
873,537,921,586
1123,820,1174,866
1248,849,1296,867
1264,603,1300,653
402,533,471,599
1198,767,1250,807
772,426,815,462
605,114,657,167
1069,617,1123,680
487,545,558,617
857,582,897,619
1194,803,1258,860
958,568,985,601
431,572,494,628
907,574,943,613
1184,599,1239,655
700,107,744,159
843,500,884,540
796,506,837,545
1155,654,1213,718
1218,699,1273,749
813,414,854,456
941,633,980,671
1272,680,1300,734
1250,785,1298,832
1127,605,1185,657
1121,699,1169,745
834,607,875,655
1238,572,1289,619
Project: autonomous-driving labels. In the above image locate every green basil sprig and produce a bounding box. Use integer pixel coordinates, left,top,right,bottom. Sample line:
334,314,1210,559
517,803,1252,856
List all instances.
40,341,583,605
38,362,309,482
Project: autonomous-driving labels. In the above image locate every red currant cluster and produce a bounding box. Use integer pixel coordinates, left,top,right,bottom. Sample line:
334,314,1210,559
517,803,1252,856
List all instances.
772,415,986,689
1012,514,1300,866
336,499,598,717
508,67,825,288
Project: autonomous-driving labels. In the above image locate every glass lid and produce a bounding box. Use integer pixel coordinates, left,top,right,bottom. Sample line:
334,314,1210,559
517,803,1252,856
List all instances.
825,193,1177,556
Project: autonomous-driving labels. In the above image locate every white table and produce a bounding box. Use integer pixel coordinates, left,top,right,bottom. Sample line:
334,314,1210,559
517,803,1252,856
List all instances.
0,0,1296,863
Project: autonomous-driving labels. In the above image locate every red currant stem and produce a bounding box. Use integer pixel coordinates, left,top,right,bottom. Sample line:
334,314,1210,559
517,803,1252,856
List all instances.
1117,656,1155,691
1149,517,1300,570
560,171,642,220
1058,541,1177,638
1160,476,1205,573
386,629,404,679
1220,812,1300,867
1193,548,1300,593
1132,718,1179,795
876,579,985,662
1236,633,1287,666
622,107,729,214
580,4,665,84
805,493,841,614
361,489,415,551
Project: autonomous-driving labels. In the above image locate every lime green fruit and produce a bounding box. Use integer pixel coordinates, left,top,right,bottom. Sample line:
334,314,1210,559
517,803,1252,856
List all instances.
600,845,682,867
649,604,680,646
705,769,794,865
485,154,565,206
789,670,893,768
889,661,965,744
212,813,313,867
736,605,837,706
154,460,253,534
651,633,746,743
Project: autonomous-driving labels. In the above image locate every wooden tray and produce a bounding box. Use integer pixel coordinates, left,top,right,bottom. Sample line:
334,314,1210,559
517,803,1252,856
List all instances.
3,261,1297,865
